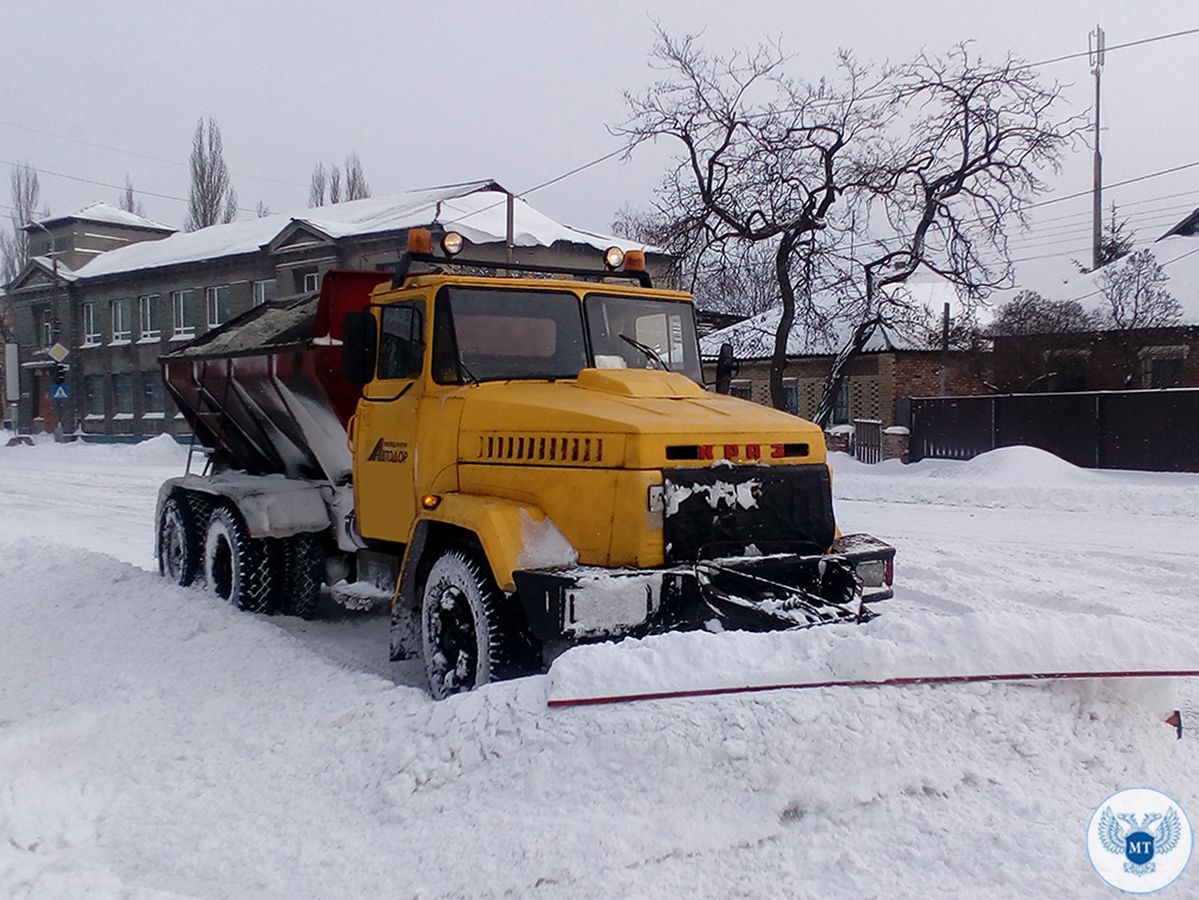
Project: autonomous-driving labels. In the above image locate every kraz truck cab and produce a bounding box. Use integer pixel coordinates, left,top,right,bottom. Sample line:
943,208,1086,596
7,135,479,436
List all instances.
156,228,894,698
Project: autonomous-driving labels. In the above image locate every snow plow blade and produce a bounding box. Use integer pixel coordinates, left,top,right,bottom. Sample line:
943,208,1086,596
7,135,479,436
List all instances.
513,534,892,645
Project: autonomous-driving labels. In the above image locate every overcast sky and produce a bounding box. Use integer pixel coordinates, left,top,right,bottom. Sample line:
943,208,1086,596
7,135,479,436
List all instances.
4,0,1197,294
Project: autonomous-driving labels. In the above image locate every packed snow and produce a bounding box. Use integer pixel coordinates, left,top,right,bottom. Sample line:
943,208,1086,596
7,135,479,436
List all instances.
1,438,1198,898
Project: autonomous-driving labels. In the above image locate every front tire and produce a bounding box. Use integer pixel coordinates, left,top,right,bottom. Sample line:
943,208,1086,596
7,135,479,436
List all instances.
202,505,274,613
421,547,515,700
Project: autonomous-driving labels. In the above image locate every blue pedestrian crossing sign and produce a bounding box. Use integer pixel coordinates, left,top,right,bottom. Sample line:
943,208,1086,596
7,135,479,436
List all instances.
51,384,69,401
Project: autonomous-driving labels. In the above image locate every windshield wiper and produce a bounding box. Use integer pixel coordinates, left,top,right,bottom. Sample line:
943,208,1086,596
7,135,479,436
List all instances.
458,357,480,385
619,334,672,373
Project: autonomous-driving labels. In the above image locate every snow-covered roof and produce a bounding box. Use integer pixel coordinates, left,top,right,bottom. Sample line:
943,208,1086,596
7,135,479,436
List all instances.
1046,234,1199,326
73,182,657,283
29,202,175,234
699,279,961,358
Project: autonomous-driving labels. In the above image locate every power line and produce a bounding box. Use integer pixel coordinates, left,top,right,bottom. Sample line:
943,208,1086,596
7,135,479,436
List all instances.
1022,26,1199,69
0,158,259,215
0,119,307,188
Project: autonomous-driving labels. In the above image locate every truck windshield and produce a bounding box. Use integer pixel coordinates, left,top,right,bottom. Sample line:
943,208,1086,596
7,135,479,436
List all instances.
584,293,703,383
434,287,588,382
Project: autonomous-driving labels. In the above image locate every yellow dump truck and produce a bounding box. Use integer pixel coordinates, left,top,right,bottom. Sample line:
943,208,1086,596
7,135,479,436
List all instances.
156,230,894,697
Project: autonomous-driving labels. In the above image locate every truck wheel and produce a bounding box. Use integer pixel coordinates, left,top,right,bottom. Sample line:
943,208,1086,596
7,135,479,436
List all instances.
158,494,200,586
278,532,323,619
203,505,274,614
421,547,513,700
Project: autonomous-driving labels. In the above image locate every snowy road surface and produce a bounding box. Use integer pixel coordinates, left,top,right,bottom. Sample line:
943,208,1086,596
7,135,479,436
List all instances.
2,437,1198,898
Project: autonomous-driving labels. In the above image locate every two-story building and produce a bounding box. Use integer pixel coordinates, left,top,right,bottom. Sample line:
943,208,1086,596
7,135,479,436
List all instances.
4,181,667,437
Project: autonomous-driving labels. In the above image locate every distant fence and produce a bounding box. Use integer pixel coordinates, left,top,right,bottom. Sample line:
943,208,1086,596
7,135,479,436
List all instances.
906,388,1199,472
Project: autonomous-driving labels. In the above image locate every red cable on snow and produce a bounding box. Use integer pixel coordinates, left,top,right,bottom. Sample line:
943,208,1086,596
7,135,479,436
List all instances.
548,668,1199,709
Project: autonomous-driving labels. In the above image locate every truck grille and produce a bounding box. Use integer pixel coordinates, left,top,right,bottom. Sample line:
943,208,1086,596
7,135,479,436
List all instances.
662,464,836,562
474,433,605,465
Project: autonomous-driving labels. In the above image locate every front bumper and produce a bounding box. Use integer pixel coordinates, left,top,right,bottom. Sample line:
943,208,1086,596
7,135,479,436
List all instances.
513,533,895,643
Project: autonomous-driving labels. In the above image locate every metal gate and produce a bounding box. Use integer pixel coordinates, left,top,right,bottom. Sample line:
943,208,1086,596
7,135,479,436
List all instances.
853,418,882,464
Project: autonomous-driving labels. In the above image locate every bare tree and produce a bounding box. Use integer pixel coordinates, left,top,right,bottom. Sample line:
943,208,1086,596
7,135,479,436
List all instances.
0,229,19,288
989,290,1100,336
186,118,239,231
612,203,777,316
1098,248,1180,331
328,166,342,205
618,29,890,409
1,162,44,285
119,174,146,217
811,45,1082,425
255,200,272,217
344,152,370,201
308,163,327,207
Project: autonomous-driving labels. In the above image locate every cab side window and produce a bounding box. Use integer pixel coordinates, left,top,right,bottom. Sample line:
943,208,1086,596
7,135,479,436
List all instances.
377,302,425,379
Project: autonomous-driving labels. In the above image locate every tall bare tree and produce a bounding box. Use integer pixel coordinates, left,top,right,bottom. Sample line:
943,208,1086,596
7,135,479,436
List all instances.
328,166,342,205
185,118,238,231
618,29,891,409
343,152,371,201
308,163,327,207
811,45,1082,424
119,174,146,217
1,162,44,286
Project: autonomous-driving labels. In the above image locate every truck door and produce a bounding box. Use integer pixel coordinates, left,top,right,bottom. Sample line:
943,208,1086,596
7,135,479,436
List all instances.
353,299,426,543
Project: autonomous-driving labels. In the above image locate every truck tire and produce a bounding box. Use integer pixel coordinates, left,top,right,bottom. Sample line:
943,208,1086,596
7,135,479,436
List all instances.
202,505,274,614
158,494,201,587
277,532,323,619
421,547,520,700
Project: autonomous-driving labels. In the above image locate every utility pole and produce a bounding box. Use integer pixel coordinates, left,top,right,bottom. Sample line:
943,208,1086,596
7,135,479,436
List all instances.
1089,25,1106,271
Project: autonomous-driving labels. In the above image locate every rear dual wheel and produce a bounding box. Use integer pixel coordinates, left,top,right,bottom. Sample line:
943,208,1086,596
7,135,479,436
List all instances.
158,493,322,617
203,505,275,614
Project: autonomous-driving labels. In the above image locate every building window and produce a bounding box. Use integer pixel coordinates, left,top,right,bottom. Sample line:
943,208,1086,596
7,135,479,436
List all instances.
40,309,53,348
82,303,100,345
783,379,799,415
1044,350,1088,392
113,373,134,417
206,285,232,328
111,299,132,342
730,380,753,401
300,270,320,293
832,382,850,425
84,375,105,417
138,295,161,340
142,376,165,416
172,290,196,339
1140,346,1187,389
252,279,277,307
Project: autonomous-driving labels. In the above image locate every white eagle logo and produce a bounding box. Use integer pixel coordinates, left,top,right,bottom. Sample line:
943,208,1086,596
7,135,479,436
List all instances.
1098,806,1184,876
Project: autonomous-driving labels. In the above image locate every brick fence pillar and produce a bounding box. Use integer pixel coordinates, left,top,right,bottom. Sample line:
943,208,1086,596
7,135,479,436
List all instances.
882,426,910,463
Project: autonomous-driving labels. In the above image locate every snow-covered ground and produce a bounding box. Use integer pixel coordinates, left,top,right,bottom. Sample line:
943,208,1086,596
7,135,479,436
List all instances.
2,438,1197,898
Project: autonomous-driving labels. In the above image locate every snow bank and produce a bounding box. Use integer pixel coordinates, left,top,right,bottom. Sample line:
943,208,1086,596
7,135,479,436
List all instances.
2,540,1197,900
928,445,1101,486
831,445,1199,518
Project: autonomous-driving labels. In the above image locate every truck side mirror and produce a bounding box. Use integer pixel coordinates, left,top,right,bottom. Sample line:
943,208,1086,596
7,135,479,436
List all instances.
343,311,377,385
715,342,737,395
